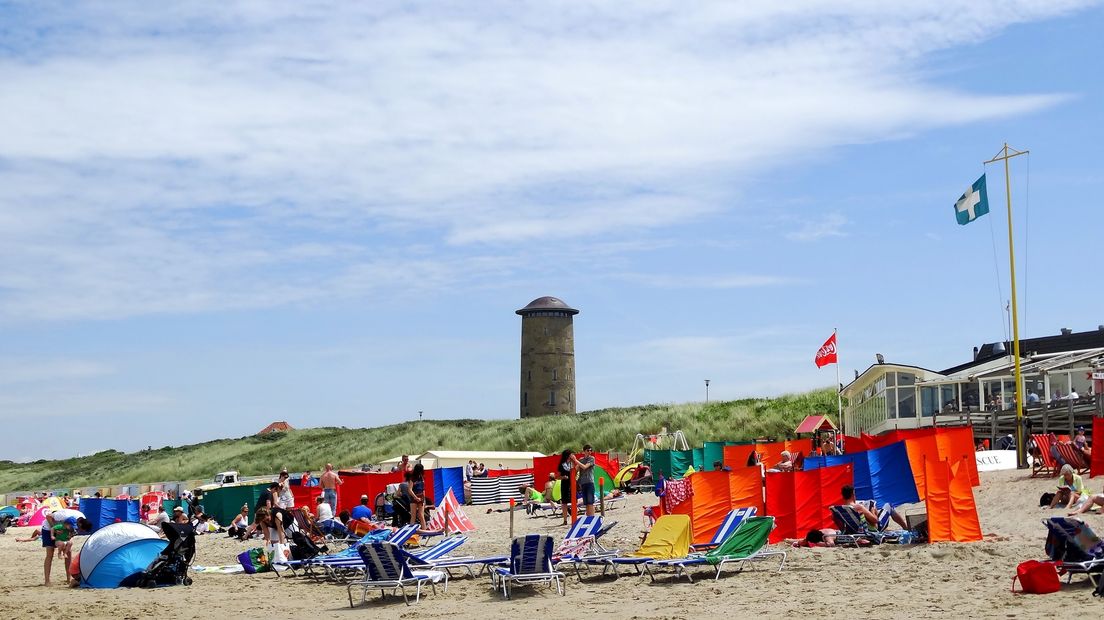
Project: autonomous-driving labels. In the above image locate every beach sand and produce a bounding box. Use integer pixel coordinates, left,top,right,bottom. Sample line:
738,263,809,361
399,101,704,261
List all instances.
0,468,1094,619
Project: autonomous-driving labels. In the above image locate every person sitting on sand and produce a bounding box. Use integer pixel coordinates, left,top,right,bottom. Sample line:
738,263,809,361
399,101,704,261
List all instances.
147,505,170,528
1050,464,1090,511
228,505,250,539
841,485,907,529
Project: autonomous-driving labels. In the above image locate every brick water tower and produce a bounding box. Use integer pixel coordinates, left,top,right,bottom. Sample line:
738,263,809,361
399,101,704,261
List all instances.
517,296,578,418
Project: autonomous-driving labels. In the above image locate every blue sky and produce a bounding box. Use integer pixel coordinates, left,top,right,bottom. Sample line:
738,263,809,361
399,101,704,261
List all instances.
1,1,1102,461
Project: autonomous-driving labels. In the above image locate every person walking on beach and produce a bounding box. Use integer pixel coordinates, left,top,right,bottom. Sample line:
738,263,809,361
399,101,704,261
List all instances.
38,508,90,586
320,463,342,513
557,449,574,525
571,445,597,517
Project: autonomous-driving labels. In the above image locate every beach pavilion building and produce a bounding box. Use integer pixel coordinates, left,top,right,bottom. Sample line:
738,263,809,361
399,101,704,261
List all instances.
842,328,1104,437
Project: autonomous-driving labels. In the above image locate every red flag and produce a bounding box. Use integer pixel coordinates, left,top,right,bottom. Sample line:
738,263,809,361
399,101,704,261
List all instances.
814,333,837,368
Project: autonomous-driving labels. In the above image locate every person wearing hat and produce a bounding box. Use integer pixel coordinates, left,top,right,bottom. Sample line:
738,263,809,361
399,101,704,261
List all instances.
351,494,373,522
1075,426,1091,459
171,506,189,524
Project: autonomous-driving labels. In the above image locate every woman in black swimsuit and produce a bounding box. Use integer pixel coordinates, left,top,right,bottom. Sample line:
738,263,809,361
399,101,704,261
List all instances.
557,449,573,525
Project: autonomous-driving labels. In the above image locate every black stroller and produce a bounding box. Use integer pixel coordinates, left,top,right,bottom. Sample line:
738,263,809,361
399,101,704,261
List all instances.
138,522,196,587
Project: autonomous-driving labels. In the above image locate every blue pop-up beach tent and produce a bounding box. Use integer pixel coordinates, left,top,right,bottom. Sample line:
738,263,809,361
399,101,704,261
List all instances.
79,522,167,588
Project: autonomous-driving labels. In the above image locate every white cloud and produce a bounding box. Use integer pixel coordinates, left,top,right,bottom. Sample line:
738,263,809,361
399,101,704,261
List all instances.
0,359,113,385
614,273,795,289
0,0,1094,321
786,213,849,242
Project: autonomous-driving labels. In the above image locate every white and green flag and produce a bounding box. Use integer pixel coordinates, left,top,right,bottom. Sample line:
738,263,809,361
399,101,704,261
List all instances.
954,174,989,225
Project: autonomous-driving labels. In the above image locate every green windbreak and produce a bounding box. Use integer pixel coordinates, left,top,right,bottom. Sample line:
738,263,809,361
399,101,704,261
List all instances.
671,450,694,479
645,450,673,479
200,483,268,525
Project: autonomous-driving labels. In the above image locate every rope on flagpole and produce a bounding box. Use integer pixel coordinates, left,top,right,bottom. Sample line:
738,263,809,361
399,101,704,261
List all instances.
983,162,1008,344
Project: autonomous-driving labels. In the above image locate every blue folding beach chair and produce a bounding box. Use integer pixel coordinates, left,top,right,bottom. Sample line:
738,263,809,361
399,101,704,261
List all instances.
491,535,565,599
347,541,447,606
285,523,420,579
1043,517,1104,585
830,504,900,545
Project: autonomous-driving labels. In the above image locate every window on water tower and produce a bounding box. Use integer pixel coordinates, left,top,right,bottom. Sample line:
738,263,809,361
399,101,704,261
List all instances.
527,370,531,382
549,390,556,406
552,369,557,381
523,392,528,407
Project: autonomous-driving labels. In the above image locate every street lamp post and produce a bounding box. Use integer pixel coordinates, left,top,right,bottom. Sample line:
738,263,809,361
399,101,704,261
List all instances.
704,379,710,403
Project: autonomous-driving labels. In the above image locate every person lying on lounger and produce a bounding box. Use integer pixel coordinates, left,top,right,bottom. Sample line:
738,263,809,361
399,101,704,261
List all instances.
841,485,907,529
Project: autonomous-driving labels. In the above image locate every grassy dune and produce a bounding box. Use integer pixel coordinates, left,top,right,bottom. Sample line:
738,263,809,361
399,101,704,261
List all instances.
0,388,836,494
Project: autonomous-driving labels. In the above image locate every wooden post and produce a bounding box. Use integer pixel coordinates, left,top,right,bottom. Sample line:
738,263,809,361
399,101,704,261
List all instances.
509,498,515,540
1069,399,1076,437
599,478,605,517
443,501,450,537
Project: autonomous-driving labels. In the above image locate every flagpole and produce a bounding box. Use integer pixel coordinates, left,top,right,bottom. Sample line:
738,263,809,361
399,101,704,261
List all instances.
984,143,1029,469
834,328,843,433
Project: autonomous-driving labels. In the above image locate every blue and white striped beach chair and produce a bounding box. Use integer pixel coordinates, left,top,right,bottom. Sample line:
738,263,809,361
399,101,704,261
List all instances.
285,523,420,579
347,541,447,606
690,507,757,552
829,504,900,545
491,535,565,599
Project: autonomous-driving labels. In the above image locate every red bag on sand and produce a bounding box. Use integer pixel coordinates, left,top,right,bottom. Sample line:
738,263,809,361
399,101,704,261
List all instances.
1012,560,1060,594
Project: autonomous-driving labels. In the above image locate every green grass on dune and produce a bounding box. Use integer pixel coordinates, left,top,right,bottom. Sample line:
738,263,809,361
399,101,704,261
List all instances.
0,388,837,494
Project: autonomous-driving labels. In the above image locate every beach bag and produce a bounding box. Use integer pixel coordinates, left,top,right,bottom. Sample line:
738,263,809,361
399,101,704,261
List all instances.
237,547,270,574
1040,492,1055,507
1012,560,1060,594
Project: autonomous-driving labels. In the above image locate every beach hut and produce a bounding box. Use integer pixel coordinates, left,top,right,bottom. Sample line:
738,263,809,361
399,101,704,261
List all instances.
79,522,167,588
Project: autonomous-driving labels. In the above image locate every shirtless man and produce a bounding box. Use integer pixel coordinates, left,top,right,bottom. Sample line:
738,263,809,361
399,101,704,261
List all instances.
320,463,343,513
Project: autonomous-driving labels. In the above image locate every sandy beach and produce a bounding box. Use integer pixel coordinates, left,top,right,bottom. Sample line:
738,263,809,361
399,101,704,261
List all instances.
0,468,1094,619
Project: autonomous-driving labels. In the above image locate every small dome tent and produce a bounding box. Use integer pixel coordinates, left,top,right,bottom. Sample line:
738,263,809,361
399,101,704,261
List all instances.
17,506,49,527
80,522,166,588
